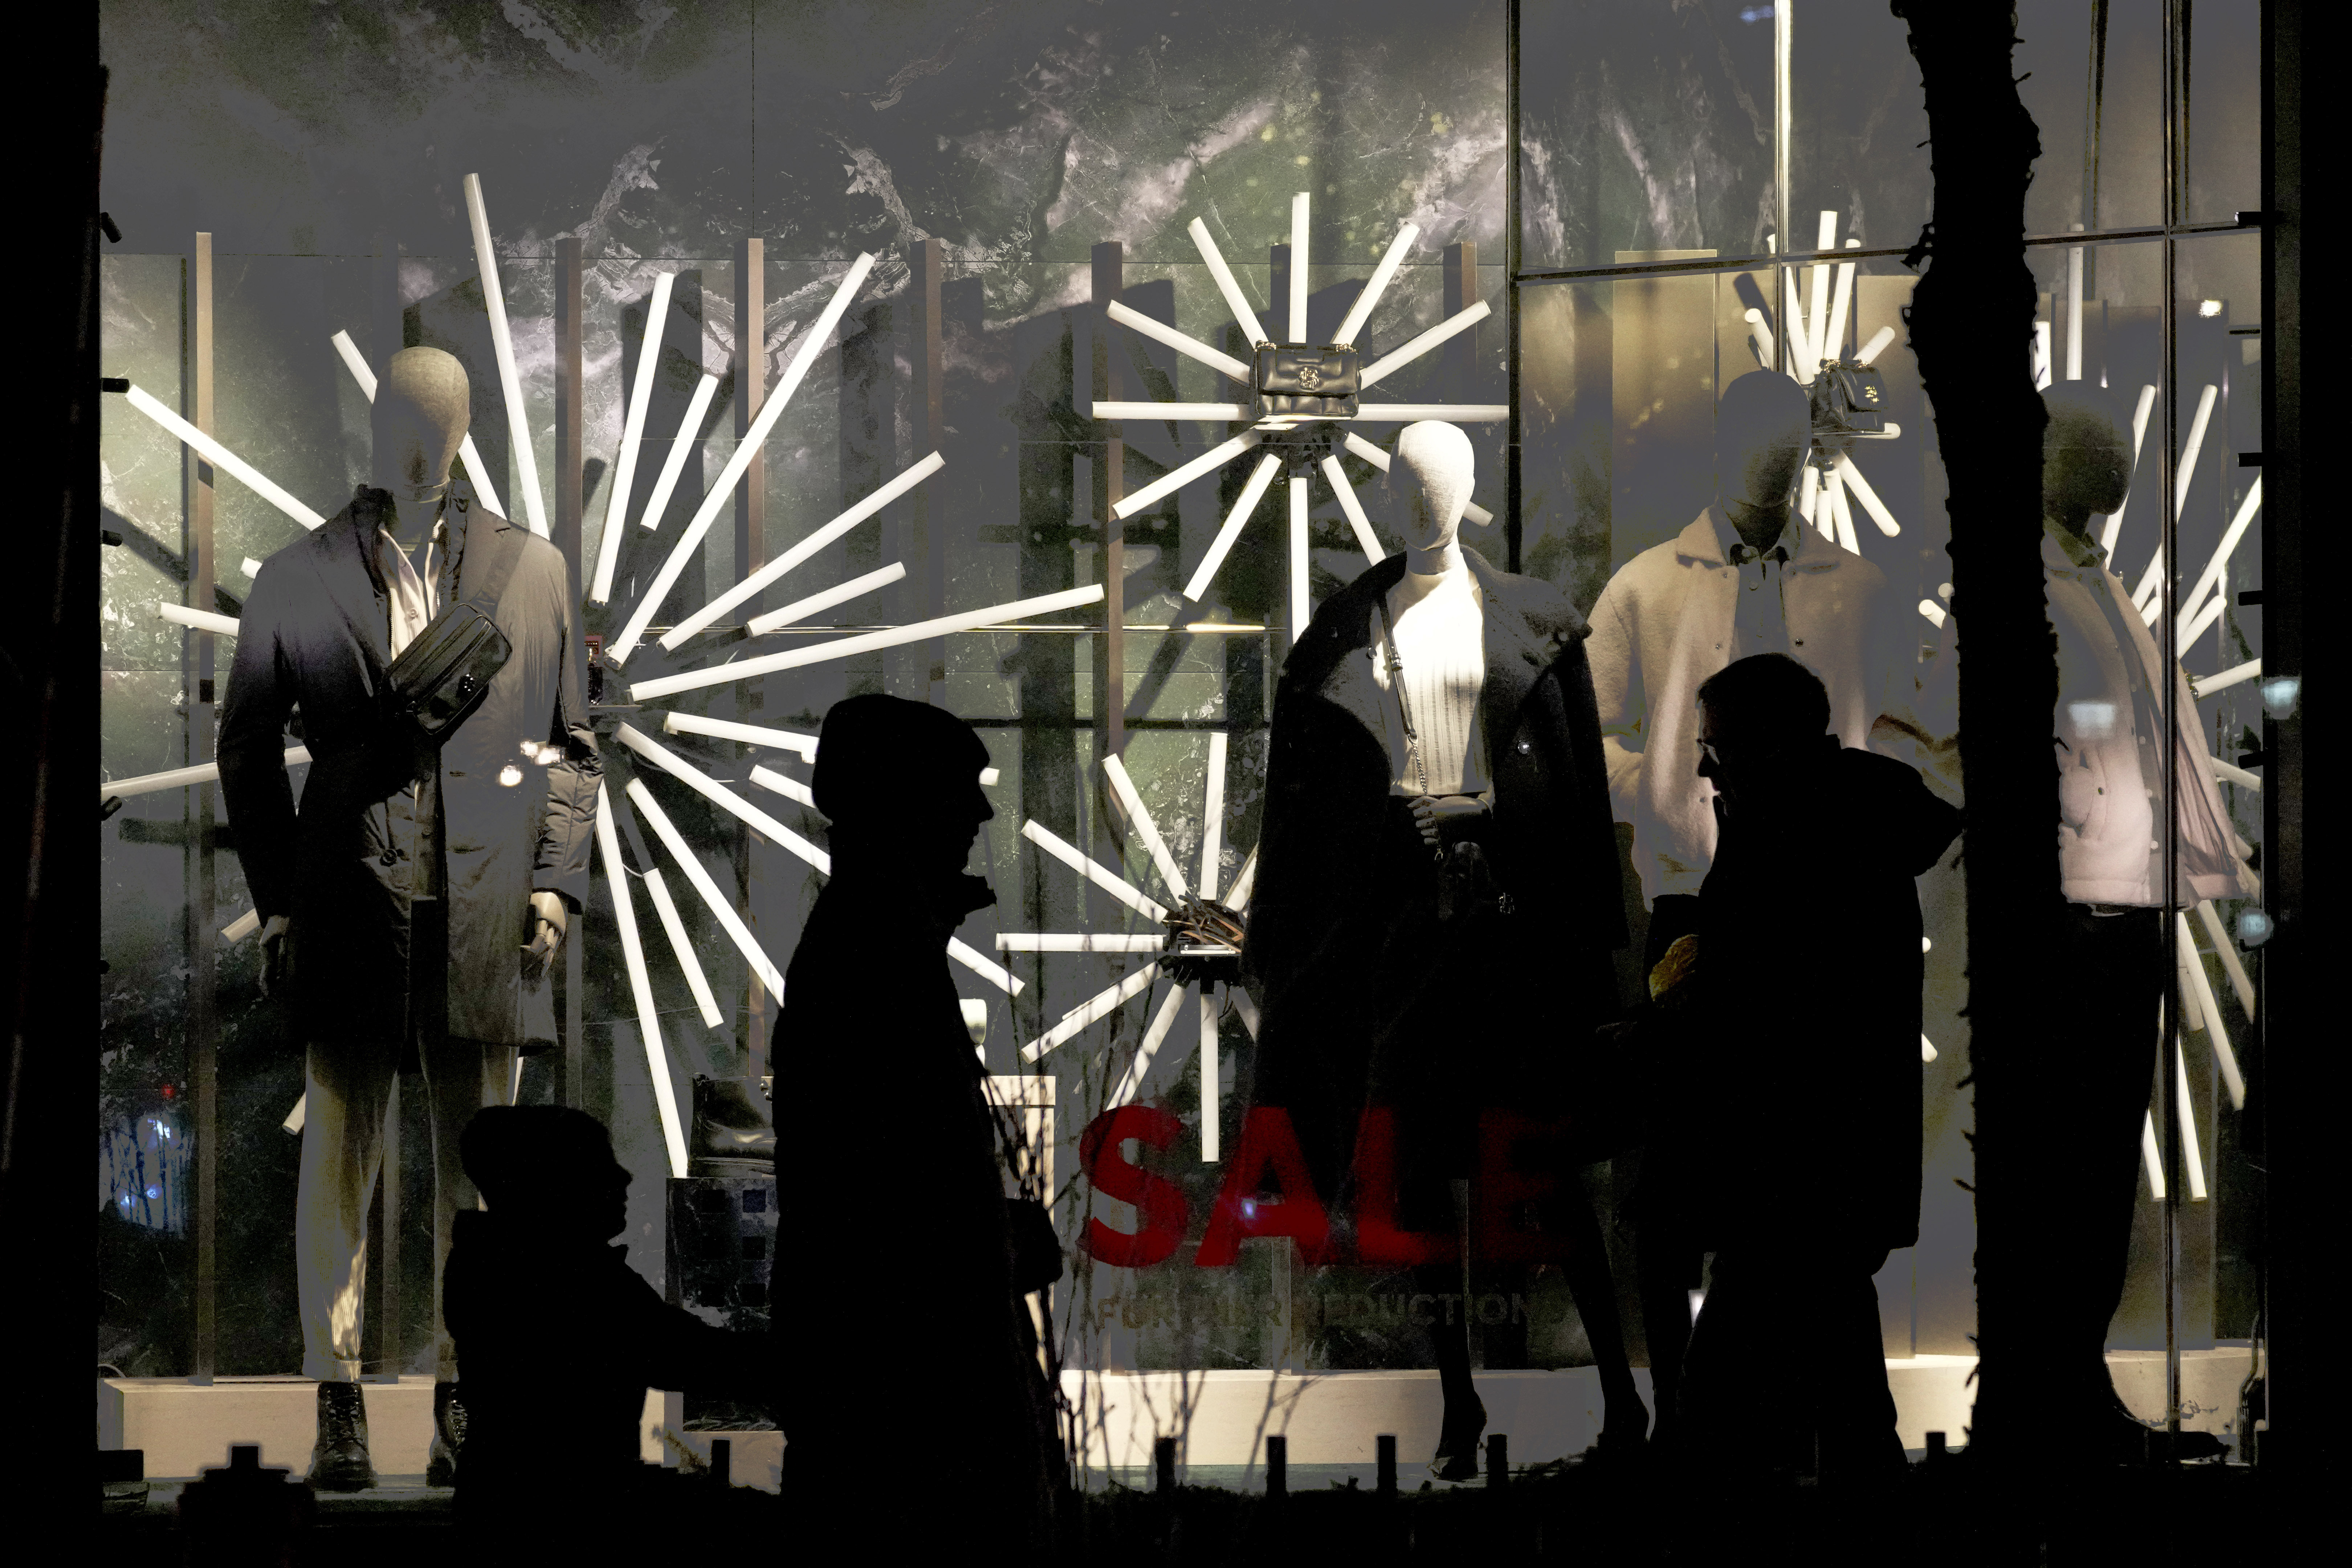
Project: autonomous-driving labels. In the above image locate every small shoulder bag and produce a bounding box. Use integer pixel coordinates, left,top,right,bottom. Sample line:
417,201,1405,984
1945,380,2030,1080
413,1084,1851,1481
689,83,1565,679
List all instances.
384,501,524,746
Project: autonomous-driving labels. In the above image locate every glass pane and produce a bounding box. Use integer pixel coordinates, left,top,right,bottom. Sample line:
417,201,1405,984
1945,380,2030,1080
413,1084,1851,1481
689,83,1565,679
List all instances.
1785,0,1932,254
2016,0,2169,236
2186,0,2263,223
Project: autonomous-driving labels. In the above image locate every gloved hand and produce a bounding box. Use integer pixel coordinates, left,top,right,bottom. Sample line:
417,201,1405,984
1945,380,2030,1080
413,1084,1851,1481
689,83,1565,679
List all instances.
1407,792,1489,849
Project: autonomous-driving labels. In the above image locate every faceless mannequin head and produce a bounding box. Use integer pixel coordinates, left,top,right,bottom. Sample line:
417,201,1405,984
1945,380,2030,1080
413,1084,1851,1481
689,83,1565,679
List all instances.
371,347,471,500
1715,371,1811,548
1391,420,1476,556
2039,388,2131,540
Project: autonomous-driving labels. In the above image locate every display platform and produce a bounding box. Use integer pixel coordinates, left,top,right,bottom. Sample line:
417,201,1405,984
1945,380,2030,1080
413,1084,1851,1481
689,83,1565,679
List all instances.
99,1350,2254,1487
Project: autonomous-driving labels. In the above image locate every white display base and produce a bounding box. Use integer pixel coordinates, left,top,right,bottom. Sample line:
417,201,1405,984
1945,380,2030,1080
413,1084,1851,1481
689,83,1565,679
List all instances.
97,1349,2251,1486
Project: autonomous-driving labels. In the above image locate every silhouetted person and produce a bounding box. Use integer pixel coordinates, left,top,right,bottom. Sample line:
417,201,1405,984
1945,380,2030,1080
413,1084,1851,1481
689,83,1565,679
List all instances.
442,1106,767,1548
1666,654,1958,1483
1890,388,2251,1462
769,695,1063,1548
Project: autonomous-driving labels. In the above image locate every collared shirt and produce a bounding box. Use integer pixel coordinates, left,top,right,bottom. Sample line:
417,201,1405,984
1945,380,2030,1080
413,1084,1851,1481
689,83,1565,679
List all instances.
1723,508,1796,662
373,497,461,656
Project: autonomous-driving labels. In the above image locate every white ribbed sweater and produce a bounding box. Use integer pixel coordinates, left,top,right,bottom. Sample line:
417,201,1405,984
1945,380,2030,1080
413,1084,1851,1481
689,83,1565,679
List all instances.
1369,569,1489,797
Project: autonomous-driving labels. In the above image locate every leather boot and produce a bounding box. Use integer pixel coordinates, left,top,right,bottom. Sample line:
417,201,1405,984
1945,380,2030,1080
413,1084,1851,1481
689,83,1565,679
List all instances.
306,1381,376,1493
692,1075,776,1176
425,1381,466,1487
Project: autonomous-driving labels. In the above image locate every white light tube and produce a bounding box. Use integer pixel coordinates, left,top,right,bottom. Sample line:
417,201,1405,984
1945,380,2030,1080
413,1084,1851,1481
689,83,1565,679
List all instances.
1288,474,1310,644
1782,264,1816,379
1021,962,1161,1061
1229,983,1261,1040
1102,753,1189,900
592,271,675,604
2066,245,2085,381
2129,383,2223,611
947,942,1025,996
330,331,505,517
637,373,720,530
1182,452,1283,603
1322,455,1387,562
1348,404,1510,424
745,562,908,636
1200,729,1227,896
1106,299,1250,383
1358,301,1492,389
2033,320,2053,391
1190,217,1269,347
1112,982,1194,1105
1921,1034,1938,1064
2190,659,2260,700
1918,599,1948,629
660,710,818,758
1091,402,1250,422
221,908,261,943
665,450,943,647
1744,307,1777,371
1340,432,1493,524
2194,901,2257,1021
1019,819,1169,922
617,722,829,894
462,173,549,539
996,934,1167,953
1289,193,1310,343
2141,1110,2167,1201
1199,986,1222,1160
749,762,815,808
1854,325,1896,367
157,603,239,637
2178,911,2247,1109
1835,455,1901,537
240,557,262,580
2174,476,2263,639
1808,212,1837,368
1223,846,1259,911
122,385,326,530
284,1094,306,1135
628,583,1105,702
1826,464,1861,554
1334,222,1421,348
2173,1044,2209,1202
1113,430,1263,521
2178,593,2229,653
594,782,688,1177
2099,385,2159,560
101,745,311,803
1797,463,1822,529
641,866,723,1029
1824,241,1859,364
610,253,877,665
623,775,788,1000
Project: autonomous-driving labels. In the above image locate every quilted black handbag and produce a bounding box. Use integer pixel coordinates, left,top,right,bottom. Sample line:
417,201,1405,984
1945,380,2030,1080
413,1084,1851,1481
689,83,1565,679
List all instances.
1252,344,1361,420
383,506,525,746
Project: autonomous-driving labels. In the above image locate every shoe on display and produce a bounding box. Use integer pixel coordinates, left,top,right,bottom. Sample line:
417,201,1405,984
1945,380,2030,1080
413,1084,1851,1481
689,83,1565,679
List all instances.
425,1381,467,1487
306,1381,376,1493
1429,1394,1488,1483
691,1075,776,1177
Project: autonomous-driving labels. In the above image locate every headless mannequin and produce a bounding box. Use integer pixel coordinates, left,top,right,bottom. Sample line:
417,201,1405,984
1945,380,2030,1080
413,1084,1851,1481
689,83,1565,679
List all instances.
1382,423,1646,1468
255,350,564,991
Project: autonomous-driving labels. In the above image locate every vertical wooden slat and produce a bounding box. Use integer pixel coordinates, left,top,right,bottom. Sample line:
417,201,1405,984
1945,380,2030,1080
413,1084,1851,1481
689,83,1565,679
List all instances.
734,238,768,1074
912,240,948,709
378,1074,400,1370
188,231,217,1383
553,235,584,1115
1443,241,1478,401
1091,242,1125,758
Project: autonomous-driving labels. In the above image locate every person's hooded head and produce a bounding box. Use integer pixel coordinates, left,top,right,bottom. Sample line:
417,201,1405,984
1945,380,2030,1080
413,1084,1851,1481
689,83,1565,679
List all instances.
460,1106,630,1243
811,694,995,883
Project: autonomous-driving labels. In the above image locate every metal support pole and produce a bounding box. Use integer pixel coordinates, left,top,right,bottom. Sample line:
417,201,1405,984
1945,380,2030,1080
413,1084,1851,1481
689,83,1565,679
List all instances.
553,234,584,1113
1774,0,1794,375
913,239,949,710
2158,0,2183,1447
1091,242,1126,758
734,237,768,1073
188,231,217,1384
378,1075,400,1370
1506,0,1523,572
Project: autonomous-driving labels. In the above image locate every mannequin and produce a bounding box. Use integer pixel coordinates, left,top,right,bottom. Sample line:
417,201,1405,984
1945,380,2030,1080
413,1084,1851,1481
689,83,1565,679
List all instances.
219,347,599,1490
1244,423,1639,1478
1585,371,1916,1446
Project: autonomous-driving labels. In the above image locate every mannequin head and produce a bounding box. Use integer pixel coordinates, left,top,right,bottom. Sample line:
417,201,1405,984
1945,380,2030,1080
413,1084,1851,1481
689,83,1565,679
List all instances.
2040,388,2131,541
1715,371,1811,550
812,694,994,878
371,347,470,500
1391,421,1476,558
1693,653,1838,817
461,1106,631,1242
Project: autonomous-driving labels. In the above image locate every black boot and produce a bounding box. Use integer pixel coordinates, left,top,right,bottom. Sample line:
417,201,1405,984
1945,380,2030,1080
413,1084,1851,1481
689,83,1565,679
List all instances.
425,1381,466,1487
692,1075,776,1177
306,1381,376,1493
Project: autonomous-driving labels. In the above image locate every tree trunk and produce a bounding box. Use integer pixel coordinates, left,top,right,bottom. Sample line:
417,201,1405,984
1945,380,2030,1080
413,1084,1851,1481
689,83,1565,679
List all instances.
1887,2,2052,1475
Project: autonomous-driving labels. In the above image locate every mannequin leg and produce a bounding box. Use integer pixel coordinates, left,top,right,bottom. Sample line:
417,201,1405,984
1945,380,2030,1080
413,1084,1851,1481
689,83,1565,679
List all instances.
1557,1174,1647,1441
420,1032,517,1381
296,1039,396,1383
1630,1152,1699,1446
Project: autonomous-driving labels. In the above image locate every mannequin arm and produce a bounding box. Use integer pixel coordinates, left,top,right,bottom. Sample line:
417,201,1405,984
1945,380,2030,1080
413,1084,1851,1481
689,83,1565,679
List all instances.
531,619,602,910
1584,580,1645,814
216,562,302,921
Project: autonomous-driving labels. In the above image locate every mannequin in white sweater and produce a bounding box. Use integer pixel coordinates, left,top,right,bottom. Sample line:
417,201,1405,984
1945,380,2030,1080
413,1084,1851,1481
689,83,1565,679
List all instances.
1375,422,1495,845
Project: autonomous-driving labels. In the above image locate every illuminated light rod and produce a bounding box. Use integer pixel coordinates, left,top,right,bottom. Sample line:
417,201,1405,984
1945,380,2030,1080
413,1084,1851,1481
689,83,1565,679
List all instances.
462,173,548,538
594,781,689,1177
664,450,944,648
590,270,676,604
102,745,311,803
637,373,721,534
746,563,907,637
2174,475,2264,646
2194,900,2256,1019
2098,385,2159,561
2177,911,2247,1110
118,385,326,530
2191,660,2260,701
641,860,725,1030
156,603,239,638
617,723,1021,996
609,252,879,665
1333,221,1422,348
2129,382,2219,617
329,331,505,519
627,584,1105,702
661,711,818,759
624,775,786,1001
1105,299,1251,383
1089,401,1512,426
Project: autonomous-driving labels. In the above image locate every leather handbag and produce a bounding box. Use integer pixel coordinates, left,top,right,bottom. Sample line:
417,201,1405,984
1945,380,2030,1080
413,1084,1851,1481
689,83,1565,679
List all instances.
1813,361,1890,434
1252,344,1360,420
384,503,525,746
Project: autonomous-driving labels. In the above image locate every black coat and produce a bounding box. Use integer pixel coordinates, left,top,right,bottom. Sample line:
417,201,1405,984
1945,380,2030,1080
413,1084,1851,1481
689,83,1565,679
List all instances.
1243,551,1626,1195
217,492,599,1050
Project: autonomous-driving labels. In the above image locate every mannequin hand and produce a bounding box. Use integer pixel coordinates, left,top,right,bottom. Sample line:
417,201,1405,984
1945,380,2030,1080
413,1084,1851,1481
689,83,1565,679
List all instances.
525,891,568,977
1407,793,1489,848
258,915,292,998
